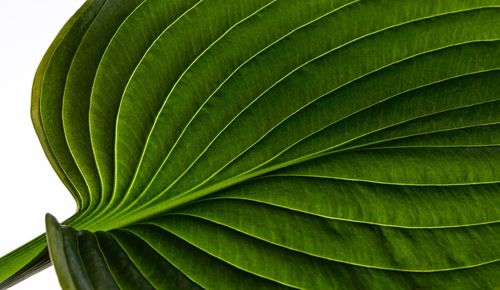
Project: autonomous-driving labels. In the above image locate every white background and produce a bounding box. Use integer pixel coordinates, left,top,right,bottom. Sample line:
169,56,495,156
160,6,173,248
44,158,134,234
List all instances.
0,1,85,288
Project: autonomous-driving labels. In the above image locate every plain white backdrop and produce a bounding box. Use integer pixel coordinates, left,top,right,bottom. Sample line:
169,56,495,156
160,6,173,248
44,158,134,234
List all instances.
0,1,86,289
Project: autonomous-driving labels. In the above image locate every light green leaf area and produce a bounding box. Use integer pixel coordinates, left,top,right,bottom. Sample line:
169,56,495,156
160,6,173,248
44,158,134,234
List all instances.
1,0,500,289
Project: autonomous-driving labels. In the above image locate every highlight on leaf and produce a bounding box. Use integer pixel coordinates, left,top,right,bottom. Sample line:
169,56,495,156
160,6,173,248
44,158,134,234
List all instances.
1,0,499,289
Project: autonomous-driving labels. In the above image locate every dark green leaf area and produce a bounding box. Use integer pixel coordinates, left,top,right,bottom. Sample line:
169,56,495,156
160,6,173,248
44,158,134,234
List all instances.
3,0,500,289
46,210,500,289
213,177,500,228
141,215,500,290
89,0,204,206
172,199,500,271
36,0,107,212
61,0,145,211
115,0,354,210
154,8,500,201
46,216,289,289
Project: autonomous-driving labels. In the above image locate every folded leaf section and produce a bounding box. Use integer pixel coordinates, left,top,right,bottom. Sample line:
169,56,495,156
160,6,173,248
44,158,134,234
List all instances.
34,0,106,214
45,214,288,289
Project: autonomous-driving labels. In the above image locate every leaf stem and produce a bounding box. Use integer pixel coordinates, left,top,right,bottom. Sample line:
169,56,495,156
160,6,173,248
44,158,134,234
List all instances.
0,234,49,288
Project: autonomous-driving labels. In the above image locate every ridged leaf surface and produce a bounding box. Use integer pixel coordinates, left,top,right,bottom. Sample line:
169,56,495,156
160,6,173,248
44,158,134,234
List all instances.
1,0,500,289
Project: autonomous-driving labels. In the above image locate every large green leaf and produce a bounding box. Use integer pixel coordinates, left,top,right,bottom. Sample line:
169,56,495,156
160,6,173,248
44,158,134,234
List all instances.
1,0,500,288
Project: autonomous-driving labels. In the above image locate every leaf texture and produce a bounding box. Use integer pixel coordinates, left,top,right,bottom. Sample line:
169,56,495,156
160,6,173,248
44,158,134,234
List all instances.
1,0,500,289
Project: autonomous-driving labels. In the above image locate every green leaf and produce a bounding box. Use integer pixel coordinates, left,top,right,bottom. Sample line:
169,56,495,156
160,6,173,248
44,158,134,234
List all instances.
2,0,500,288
